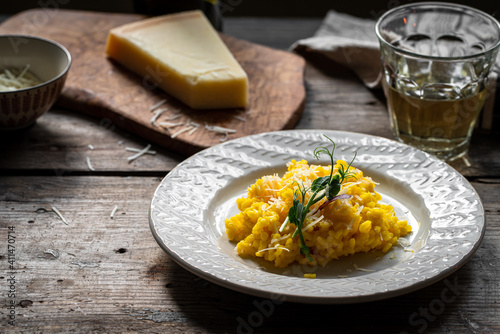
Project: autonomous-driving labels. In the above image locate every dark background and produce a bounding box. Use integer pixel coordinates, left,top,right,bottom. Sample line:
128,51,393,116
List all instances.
1,0,498,19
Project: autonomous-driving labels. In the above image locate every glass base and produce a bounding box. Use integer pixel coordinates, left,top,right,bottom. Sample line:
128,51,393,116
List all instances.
396,133,470,162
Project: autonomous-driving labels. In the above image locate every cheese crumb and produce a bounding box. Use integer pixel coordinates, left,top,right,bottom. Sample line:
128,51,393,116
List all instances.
86,156,95,171
171,126,194,139
150,99,167,111
51,206,68,225
150,108,168,125
110,205,118,218
125,147,156,155
353,264,374,272
205,124,237,134
127,144,152,162
158,121,184,129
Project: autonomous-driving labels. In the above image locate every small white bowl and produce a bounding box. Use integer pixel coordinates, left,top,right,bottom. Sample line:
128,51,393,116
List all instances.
0,35,71,130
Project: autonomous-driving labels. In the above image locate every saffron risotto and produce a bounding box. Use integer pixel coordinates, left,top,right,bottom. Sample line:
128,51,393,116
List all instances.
225,159,412,268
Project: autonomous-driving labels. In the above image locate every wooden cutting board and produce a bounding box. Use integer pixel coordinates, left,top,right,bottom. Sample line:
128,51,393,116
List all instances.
0,9,306,155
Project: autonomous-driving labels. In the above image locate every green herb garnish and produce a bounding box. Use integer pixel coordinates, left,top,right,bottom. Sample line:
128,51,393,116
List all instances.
280,135,357,262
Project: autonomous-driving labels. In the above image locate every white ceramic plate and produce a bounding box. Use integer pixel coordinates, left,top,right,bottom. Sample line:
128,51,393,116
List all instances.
149,130,484,304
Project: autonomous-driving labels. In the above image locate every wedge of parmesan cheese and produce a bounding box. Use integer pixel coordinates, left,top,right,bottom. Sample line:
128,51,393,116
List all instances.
106,10,248,109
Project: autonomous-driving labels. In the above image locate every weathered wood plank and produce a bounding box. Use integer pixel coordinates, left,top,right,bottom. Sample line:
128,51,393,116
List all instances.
0,63,383,173
0,17,319,173
0,10,307,154
0,176,498,333
0,109,182,174
0,17,498,177
1,66,496,177
0,16,499,334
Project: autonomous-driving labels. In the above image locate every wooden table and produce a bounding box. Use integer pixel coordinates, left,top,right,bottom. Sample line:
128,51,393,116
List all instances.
1,16,499,334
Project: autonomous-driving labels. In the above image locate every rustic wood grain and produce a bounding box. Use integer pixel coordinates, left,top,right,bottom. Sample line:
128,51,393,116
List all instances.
0,176,498,333
0,14,499,334
0,9,306,155
0,108,182,174
1,63,496,177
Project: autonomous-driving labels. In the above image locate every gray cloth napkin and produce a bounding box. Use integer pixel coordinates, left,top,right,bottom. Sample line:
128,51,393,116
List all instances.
291,10,382,88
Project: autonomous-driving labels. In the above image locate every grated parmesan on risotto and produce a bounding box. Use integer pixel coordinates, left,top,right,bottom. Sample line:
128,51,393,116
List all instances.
225,159,412,268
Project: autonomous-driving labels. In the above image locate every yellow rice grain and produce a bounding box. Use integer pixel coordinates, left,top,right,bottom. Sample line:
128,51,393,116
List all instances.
303,273,317,279
225,159,412,268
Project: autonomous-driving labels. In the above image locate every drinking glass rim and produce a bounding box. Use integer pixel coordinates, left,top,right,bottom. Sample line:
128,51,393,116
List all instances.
375,1,500,61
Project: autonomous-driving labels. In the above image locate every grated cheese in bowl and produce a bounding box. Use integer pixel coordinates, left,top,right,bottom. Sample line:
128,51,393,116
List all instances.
0,35,72,130
0,65,43,92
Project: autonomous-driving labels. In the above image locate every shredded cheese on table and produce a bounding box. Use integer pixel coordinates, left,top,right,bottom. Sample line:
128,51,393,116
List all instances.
51,206,68,225
127,144,152,162
205,124,237,134
149,99,167,111
171,126,195,138
150,108,168,125
158,121,184,129
164,114,182,121
86,156,95,171
188,126,199,135
110,205,118,218
125,147,156,155
204,123,238,142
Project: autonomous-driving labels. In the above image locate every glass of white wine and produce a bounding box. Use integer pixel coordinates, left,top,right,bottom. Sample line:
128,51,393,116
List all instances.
376,2,500,161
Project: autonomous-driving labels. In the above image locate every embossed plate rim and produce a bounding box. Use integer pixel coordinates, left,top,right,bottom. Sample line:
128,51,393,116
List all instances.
149,130,485,304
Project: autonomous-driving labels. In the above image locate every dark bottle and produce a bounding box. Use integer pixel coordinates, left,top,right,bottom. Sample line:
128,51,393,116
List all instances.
133,0,223,31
